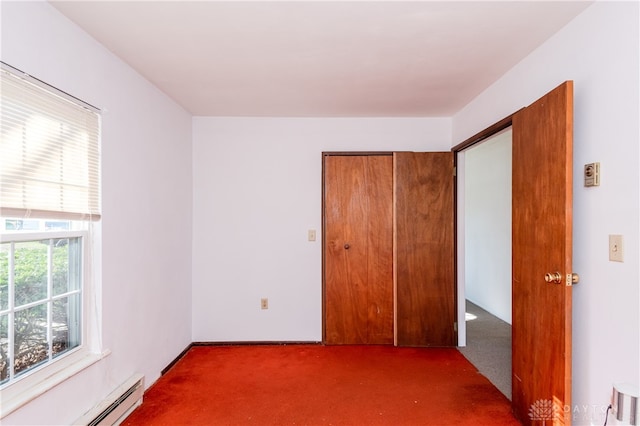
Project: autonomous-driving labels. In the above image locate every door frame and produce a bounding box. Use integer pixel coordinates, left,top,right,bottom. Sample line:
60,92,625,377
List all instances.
452,114,517,346
453,81,574,422
322,150,455,347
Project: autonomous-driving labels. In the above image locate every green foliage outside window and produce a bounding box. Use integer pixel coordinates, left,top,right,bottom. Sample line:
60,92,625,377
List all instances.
0,240,77,384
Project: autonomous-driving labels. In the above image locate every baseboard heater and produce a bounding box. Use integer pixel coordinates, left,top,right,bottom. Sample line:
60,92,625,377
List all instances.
75,374,144,426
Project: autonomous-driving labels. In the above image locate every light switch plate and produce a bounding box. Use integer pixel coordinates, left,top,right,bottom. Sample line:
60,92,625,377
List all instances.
609,234,624,262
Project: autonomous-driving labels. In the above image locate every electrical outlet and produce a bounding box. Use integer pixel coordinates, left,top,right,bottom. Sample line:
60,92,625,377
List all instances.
261,298,268,309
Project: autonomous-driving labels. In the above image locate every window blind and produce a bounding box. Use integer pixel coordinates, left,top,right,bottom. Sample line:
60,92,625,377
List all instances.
0,64,101,220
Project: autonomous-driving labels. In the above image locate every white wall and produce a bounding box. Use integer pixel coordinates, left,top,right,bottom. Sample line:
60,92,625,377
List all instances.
453,2,639,424
192,117,451,341
3,1,637,425
464,129,512,324
1,2,193,424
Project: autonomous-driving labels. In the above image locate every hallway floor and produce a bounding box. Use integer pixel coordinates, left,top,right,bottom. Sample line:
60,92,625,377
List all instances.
458,300,512,400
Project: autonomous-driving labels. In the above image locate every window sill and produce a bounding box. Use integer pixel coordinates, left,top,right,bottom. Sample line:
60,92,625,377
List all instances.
1,349,111,419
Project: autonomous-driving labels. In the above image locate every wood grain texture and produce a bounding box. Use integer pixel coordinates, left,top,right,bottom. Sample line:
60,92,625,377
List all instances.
364,156,394,343
394,152,455,347
324,155,393,344
511,81,573,425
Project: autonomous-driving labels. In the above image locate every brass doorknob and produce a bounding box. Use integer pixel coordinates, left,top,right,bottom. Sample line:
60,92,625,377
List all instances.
545,272,580,285
545,272,562,284
344,243,350,250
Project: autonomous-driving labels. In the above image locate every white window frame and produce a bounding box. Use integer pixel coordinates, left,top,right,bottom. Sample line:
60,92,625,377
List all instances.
0,62,105,417
0,227,105,418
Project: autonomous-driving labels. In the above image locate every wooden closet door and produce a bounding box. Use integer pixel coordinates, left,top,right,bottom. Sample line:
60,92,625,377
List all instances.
395,152,455,347
324,155,394,345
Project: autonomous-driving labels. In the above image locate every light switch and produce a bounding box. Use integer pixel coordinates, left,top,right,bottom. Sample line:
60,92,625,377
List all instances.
609,234,624,262
308,229,316,242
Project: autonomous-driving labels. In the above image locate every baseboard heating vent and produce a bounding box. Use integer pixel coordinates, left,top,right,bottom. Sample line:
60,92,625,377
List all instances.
75,374,144,426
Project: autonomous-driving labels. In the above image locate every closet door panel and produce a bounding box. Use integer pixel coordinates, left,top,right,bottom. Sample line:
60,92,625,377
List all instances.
324,155,393,344
364,156,394,344
395,152,455,347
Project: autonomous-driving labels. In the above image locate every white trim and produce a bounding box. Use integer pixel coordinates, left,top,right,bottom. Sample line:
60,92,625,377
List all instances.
1,224,104,418
0,230,86,244
456,150,466,347
0,349,110,418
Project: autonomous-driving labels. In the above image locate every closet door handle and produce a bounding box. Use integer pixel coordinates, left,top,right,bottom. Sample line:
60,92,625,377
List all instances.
344,243,350,250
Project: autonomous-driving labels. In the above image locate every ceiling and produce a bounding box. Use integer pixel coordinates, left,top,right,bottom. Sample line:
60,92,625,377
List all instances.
50,1,592,117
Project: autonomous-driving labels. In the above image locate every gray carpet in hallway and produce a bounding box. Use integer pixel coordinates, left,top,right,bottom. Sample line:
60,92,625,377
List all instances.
458,300,512,400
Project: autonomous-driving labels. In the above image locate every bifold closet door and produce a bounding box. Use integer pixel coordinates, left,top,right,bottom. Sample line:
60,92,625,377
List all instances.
395,152,455,347
324,155,394,345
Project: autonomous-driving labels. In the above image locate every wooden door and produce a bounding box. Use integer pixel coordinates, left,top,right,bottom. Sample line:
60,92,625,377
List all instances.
512,81,573,425
395,152,455,347
324,155,394,344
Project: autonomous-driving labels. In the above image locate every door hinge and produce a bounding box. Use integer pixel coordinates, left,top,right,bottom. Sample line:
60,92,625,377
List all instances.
453,321,458,332
453,166,457,177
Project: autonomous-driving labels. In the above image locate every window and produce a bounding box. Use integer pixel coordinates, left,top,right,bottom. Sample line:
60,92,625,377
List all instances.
1,225,83,381
0,62,102,416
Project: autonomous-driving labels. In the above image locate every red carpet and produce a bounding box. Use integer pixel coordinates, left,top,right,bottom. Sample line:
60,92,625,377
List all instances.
123,345,520,425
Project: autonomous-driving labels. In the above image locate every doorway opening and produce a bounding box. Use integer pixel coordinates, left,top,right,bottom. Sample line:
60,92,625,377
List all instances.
454,82,574,422
456,126,512,399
